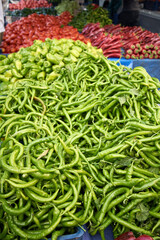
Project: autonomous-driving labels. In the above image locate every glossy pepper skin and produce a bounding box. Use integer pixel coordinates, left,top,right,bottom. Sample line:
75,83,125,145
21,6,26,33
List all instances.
15,60,22,71
46,53,63,64
115,232,136,240
0,58,10,66
0,55,6,61
37,71,45,80
0,75,10,82
46,71,59,82
0,66,10,74
11,69,23,79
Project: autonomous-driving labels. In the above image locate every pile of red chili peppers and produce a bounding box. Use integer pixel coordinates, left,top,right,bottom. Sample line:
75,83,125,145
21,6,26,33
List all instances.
104,24,160,59
82,23,123,58
82,23,160,59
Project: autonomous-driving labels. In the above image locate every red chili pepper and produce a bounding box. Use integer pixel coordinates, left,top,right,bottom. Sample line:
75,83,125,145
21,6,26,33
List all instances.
125,54,131,59
152,50,157,55
134,48,141,54
126,49,133,55
126,44,136,50
144,44,150,49
147,49,152,54
105,53,121,58
149,54,153,59
154,45,159,50
131,54,137,59
101,43,122,51
144,53,149,58
103,49,121,55
114,232,136,240
142,49,146,54
91,36,105,47
139,54,144,59
154,55,159,59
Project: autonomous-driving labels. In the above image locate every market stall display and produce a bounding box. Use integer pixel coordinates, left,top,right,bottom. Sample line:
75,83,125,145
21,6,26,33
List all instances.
104,24,160,59
82,23,160,59
69,5,112,32
0,38,160,239
0,12,90,53
82,23,123,58
9,0,52,10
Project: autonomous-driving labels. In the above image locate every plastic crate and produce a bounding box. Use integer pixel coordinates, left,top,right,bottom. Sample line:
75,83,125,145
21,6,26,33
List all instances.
109,58,133,69
42,227,85,240
58,227,84,240
132,59,160,80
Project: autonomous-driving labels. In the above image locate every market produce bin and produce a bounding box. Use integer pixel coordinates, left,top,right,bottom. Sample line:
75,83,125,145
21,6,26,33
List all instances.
83,224,114,240
42,224,114,240
109,58,133,69
132,59,160,80
42,227,85,240
58,227,84,240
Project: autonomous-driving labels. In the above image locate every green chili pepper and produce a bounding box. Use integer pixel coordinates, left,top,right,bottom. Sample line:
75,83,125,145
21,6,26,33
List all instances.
37,71,45,80
15,60,22,71
0,65,10,74
0,75,10,82
0,199,31,216
46,53,63,64
11,69,23,79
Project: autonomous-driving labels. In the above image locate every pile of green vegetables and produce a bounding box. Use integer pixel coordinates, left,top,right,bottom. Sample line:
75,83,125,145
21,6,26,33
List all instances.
69,5,112,32
1,38,160,240
55,0,80,15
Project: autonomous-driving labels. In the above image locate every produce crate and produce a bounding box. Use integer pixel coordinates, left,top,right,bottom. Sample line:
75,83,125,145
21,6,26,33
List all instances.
132,59,160,80
83,224,114,240
108,58,160,80
58,227,84,240
42,227,85,240
109,58,133,69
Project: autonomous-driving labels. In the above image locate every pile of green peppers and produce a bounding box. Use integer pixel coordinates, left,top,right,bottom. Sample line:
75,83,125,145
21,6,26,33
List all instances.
69,5,112,32
0,39,160,240
55,0,80,15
